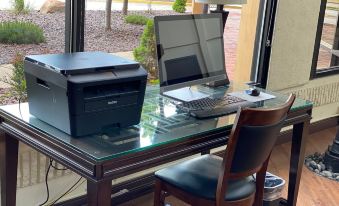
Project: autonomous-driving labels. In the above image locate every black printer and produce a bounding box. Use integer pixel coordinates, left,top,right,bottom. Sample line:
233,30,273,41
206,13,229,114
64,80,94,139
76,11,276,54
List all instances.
24,52,147,137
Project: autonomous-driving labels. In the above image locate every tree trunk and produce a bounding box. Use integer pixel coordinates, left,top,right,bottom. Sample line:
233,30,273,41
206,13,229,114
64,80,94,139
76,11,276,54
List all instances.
123,0,128,15
105,0,112,30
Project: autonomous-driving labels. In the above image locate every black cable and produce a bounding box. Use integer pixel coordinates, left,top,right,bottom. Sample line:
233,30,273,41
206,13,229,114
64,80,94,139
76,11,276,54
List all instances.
49,177,83,205
38,159,52,206
50,164,68,171
67,179,86,194
50,160,68,171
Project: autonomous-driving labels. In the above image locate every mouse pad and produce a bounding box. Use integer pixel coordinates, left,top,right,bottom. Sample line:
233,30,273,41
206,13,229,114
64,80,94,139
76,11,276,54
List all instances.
228,91,276,102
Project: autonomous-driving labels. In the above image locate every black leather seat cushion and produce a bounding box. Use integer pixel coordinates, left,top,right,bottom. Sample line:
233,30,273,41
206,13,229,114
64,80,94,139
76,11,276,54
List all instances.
155,155,256,201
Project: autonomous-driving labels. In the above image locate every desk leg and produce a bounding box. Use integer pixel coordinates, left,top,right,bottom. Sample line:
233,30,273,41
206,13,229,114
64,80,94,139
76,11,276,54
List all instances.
286,120,309,206
0,133,19,206
87,179,112,206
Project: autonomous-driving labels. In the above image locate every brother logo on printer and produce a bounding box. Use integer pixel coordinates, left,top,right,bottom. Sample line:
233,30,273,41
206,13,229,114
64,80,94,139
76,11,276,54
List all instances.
108,100,118,105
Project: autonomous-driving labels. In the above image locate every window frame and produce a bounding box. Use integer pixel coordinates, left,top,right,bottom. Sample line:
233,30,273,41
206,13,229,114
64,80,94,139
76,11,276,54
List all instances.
251,0,279,89
311,0,339,79
65,0,85,53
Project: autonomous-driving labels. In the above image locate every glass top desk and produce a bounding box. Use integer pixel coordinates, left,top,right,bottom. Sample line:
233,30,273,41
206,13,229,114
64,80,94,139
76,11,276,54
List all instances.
0,83,312,206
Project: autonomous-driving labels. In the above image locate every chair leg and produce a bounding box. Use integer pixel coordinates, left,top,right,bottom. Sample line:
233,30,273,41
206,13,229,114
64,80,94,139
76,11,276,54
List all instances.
253,156,270,206
154,179,165,206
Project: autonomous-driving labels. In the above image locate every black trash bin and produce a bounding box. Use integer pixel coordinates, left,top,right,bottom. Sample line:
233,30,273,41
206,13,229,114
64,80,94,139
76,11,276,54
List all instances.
263,172,285,206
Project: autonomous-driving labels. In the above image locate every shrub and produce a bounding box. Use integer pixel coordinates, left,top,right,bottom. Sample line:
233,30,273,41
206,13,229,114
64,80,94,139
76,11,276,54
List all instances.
133,20,158,79
12,0,30,14
172,0,187,13
0,21,45,44
1,53,27,101
125,14,150,25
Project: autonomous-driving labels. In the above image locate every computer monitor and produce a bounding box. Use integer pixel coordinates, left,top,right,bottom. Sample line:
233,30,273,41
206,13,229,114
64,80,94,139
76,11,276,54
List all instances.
154,13,230,102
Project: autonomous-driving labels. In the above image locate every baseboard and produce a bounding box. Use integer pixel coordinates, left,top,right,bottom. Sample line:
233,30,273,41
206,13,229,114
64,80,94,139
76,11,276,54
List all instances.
57,116,339,206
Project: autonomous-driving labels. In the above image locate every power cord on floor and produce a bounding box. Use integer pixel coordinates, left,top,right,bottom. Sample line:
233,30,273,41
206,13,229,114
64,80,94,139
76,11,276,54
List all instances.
48,177,83,205
50,160,68,171
38,159,52,206
17,97,81,205
38,159,71,206
66,178,86,196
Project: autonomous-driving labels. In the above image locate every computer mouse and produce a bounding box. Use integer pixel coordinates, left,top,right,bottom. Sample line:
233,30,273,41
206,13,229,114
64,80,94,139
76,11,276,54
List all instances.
246,88,260,96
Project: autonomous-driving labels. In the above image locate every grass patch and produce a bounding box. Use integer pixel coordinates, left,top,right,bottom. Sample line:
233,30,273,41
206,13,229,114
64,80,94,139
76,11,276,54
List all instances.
125,14,150,25
12,0,30,14
0,21,45,44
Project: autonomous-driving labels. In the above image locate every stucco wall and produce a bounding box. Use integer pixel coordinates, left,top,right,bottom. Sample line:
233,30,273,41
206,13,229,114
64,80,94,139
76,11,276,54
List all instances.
267,0,339,121
267,0,320,90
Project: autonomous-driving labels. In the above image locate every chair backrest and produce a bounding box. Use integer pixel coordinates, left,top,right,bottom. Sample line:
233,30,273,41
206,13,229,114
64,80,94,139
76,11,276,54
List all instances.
230,118,285,173
216,94,295,204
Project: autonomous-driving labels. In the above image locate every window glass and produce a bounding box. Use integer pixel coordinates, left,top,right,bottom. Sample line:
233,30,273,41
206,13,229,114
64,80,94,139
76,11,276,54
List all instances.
83,3,241,81
316,1,339,70
0,2,68,205
0,0,65,105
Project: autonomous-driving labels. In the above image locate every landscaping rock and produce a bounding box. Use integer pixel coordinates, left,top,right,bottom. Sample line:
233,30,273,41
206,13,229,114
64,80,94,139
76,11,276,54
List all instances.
305,153,339,182
40,0,65,14
0,64,13,88
0,88,18,105
322,171,332,178
0,10,177,64
309,161,318,170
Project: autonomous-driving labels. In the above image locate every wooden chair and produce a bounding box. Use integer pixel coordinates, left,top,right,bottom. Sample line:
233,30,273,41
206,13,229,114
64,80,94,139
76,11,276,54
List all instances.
154,94,296,206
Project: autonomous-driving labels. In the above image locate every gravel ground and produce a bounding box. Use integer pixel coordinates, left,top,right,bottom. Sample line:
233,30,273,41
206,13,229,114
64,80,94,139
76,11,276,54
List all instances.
0,88,19,105
0,10,177,64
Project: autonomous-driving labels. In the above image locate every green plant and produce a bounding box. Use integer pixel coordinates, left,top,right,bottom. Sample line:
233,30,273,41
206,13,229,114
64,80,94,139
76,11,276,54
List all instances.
133,20,158,79
12,0,30,14
125,14,150,25
0,21,45,44
1,53,27,101
172,0,187,13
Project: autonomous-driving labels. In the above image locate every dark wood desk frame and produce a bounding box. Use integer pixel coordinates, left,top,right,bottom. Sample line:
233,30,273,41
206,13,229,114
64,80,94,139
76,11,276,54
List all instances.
0,105,311,206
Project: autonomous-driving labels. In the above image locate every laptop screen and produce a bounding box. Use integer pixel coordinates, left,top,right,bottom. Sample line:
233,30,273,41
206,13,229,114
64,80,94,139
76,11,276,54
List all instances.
154,14,229,92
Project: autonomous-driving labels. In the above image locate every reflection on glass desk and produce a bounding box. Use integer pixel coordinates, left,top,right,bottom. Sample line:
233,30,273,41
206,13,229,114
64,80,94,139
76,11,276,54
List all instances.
0,83,312,162
0,83,313,206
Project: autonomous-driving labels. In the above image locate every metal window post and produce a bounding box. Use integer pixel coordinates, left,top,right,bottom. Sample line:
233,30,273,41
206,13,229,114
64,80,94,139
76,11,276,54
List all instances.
252,0,278,88
65,0,86,53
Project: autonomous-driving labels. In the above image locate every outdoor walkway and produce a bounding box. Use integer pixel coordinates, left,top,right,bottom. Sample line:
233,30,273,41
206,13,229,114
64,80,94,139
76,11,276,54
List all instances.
317,2,339,69
0,0,189,11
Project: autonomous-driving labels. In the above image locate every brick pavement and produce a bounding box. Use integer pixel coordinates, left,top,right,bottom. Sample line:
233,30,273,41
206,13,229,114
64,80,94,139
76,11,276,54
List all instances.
317,23,336,69
224,9,241,80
